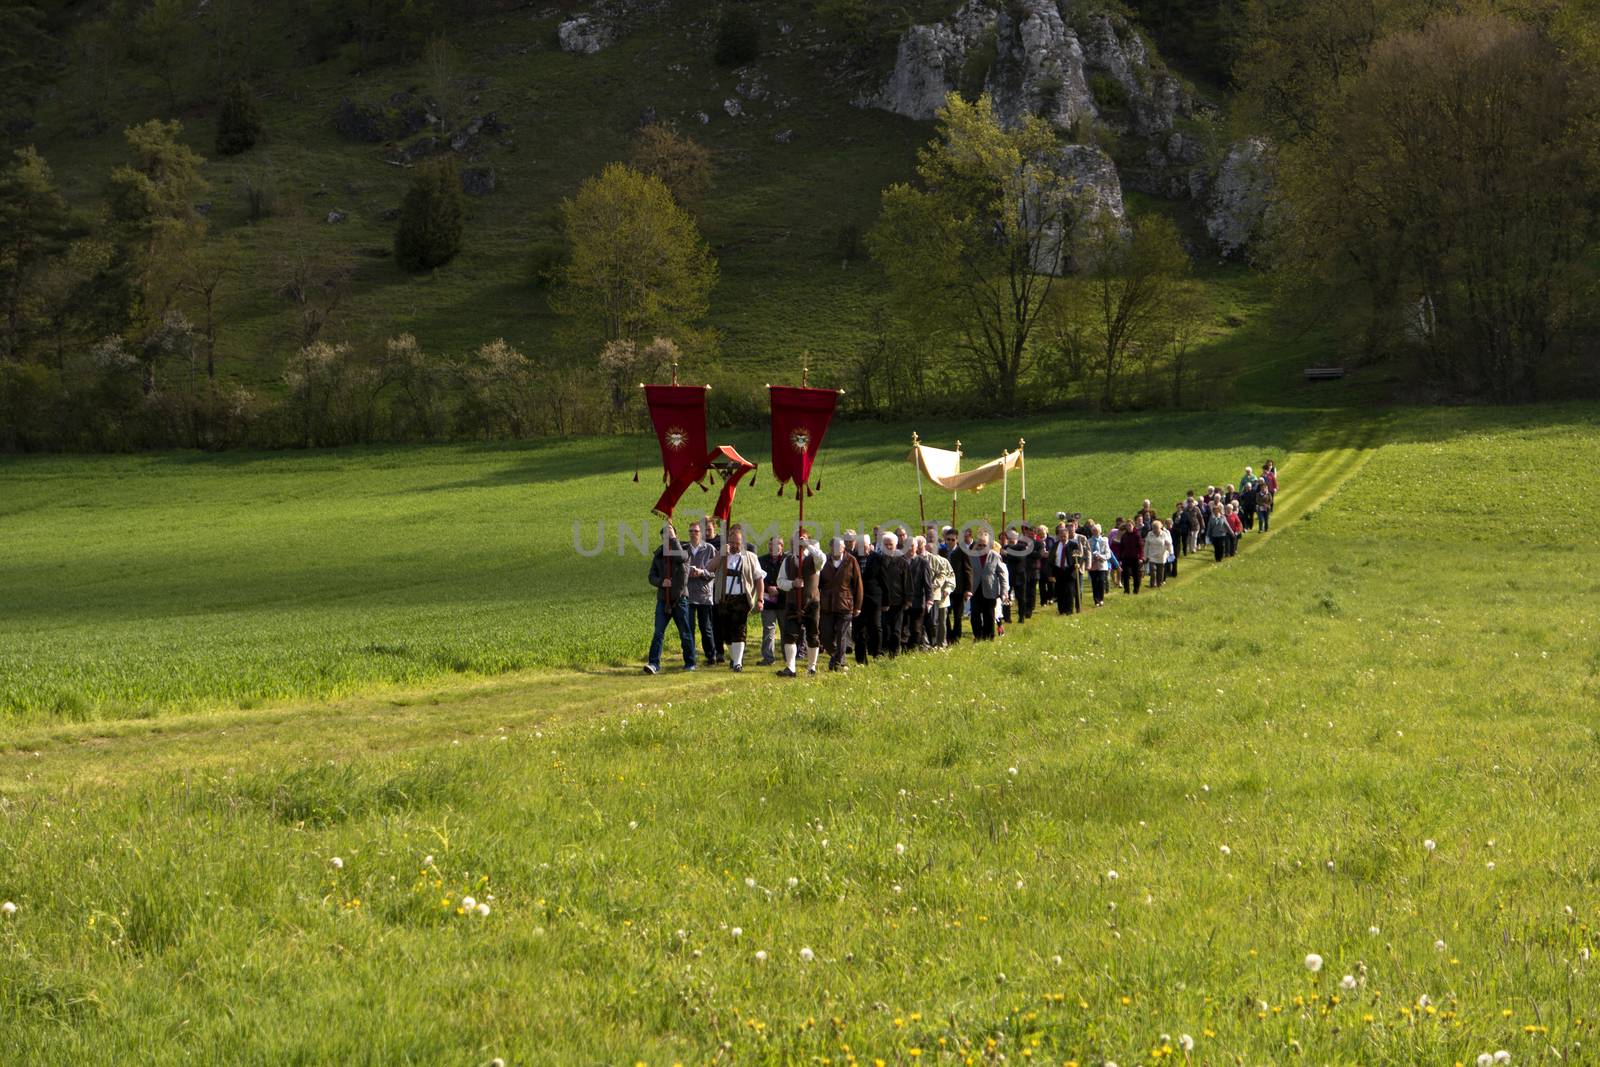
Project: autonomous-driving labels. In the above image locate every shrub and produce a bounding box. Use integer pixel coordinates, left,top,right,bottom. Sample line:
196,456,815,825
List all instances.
394,156,464,271
215,80,263,156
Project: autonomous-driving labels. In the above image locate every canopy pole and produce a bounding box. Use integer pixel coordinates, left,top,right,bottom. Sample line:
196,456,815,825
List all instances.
1001,452,1009,534
952,439,961,530
912,431,926,524
1018,438,1027,525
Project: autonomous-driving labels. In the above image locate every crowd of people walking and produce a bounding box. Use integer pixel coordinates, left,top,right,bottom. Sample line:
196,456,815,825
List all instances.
644,461,1278,675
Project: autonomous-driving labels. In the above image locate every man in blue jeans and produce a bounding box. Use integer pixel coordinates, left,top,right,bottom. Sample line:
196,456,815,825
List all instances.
645,522,697,674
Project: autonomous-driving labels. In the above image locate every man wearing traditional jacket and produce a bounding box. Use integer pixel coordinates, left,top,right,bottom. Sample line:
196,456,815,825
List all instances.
712,523,765,673
776,529,826,677
851,530,881,665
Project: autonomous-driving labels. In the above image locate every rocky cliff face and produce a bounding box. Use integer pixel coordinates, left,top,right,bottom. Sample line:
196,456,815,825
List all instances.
865,0,1270,258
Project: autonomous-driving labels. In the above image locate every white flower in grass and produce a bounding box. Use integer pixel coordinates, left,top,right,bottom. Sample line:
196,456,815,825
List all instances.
0,901,15,917
1178,1034,1194,1052
675,928,687,941
628,821,638,830
1477,1056,1494,1067
1008,766,1018,776
892,884,902,894
730,926,742,938
1220,845,1231,856
1106,870,1119,882
1416,994,1431,1009
462,896,476,909
799,946,815,962
1495,1052,1511,1065
895,843,906,855
1434,939,1447,952
1486,861,1495,870
745,877,756,888
1051,954,1063,966
1304,953,1323,972
1325,860,1335,872
754,950,768,962
1424,839,1436,852
329,856,344,869
787,877,799,888
1369,925,1381,936
475,902,490,917
423,855,434,866
1341,975,1358,991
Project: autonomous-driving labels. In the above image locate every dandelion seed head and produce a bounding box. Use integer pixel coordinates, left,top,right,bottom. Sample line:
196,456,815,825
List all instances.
0,901,15,917
1304,953,1323,972
754,950,768,961
895,843,906,855
799,946,815,962
329,857,344,869
787,876,799,888
1106,870,1119,881
476,902,490,917
1178,1034,1194,1052
462,896,476,909
731,927,743,938
1341,975,1357,991
1434,939,1447,952
1424,839,1436,852
1494,1052,1511,1065
1478,1055,1495,1067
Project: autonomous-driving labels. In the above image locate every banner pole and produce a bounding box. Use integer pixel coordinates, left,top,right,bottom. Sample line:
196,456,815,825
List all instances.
912,431,925,525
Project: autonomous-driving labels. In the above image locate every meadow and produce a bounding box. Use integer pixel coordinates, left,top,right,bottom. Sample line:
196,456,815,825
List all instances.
1,406,1330,723
2,403,1598,1064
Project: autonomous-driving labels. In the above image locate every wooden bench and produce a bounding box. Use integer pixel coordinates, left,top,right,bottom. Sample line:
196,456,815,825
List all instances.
1303,366,1346,381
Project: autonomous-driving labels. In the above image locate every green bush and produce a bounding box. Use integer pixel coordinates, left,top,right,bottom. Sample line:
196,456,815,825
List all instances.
394,157,464,272
214,80,263,156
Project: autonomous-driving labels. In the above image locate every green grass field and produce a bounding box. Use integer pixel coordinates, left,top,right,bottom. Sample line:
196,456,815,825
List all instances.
2,403,1599,1064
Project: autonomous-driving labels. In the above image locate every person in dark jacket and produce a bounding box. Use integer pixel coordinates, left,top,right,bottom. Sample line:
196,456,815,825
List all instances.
876,531,910,657
1053,519,1085,615
1240,480,1258,531
818,535,864,671
1115,519,1145,594
851,531,881,664
1001,528,1027,627
757,535,786,666
905,536,932,650
942,526,972,644
645,523,697,674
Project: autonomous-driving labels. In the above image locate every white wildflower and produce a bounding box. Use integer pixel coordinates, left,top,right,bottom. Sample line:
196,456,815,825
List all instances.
475,902,490,917
1304,953,1323,972
799,946,815,962
1340,975,1358,991
329,856,344,869
754,950,767,961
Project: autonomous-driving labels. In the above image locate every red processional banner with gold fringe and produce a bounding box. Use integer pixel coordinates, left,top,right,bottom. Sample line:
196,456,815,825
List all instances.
644,384,710,516
768,386,838,490
706,444,756,522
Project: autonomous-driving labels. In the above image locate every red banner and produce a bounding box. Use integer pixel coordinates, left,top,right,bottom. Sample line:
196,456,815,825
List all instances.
644,384,710,516
769,386,838,489
706,445,757,522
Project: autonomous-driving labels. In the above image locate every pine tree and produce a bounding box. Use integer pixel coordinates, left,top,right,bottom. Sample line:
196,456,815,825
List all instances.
214,80,262,156
395,157,465,272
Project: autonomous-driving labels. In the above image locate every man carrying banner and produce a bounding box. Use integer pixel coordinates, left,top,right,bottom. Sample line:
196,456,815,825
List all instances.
776,528,826,677
645,522,696,674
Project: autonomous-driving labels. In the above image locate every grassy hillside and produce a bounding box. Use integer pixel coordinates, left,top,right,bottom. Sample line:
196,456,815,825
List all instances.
1,403,1596,1063
19,0,1344,411
2,405,1333,721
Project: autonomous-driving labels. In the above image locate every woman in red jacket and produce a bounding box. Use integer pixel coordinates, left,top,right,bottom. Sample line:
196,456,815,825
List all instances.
1225,502,1243,557
1115,519,1145,594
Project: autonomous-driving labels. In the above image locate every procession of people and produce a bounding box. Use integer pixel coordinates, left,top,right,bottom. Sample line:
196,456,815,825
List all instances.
643,460,1278,674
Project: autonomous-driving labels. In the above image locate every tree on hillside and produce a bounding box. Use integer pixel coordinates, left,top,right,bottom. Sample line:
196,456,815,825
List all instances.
868,93,1082,413
215,80,263,156
1271,13,1599,399
0,147,75,360
106,120,210,390
1079,214,1190,409
0,3,63,138
133,0,192,112
551,163,717,352
630,121,713,212
395,156,465,271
